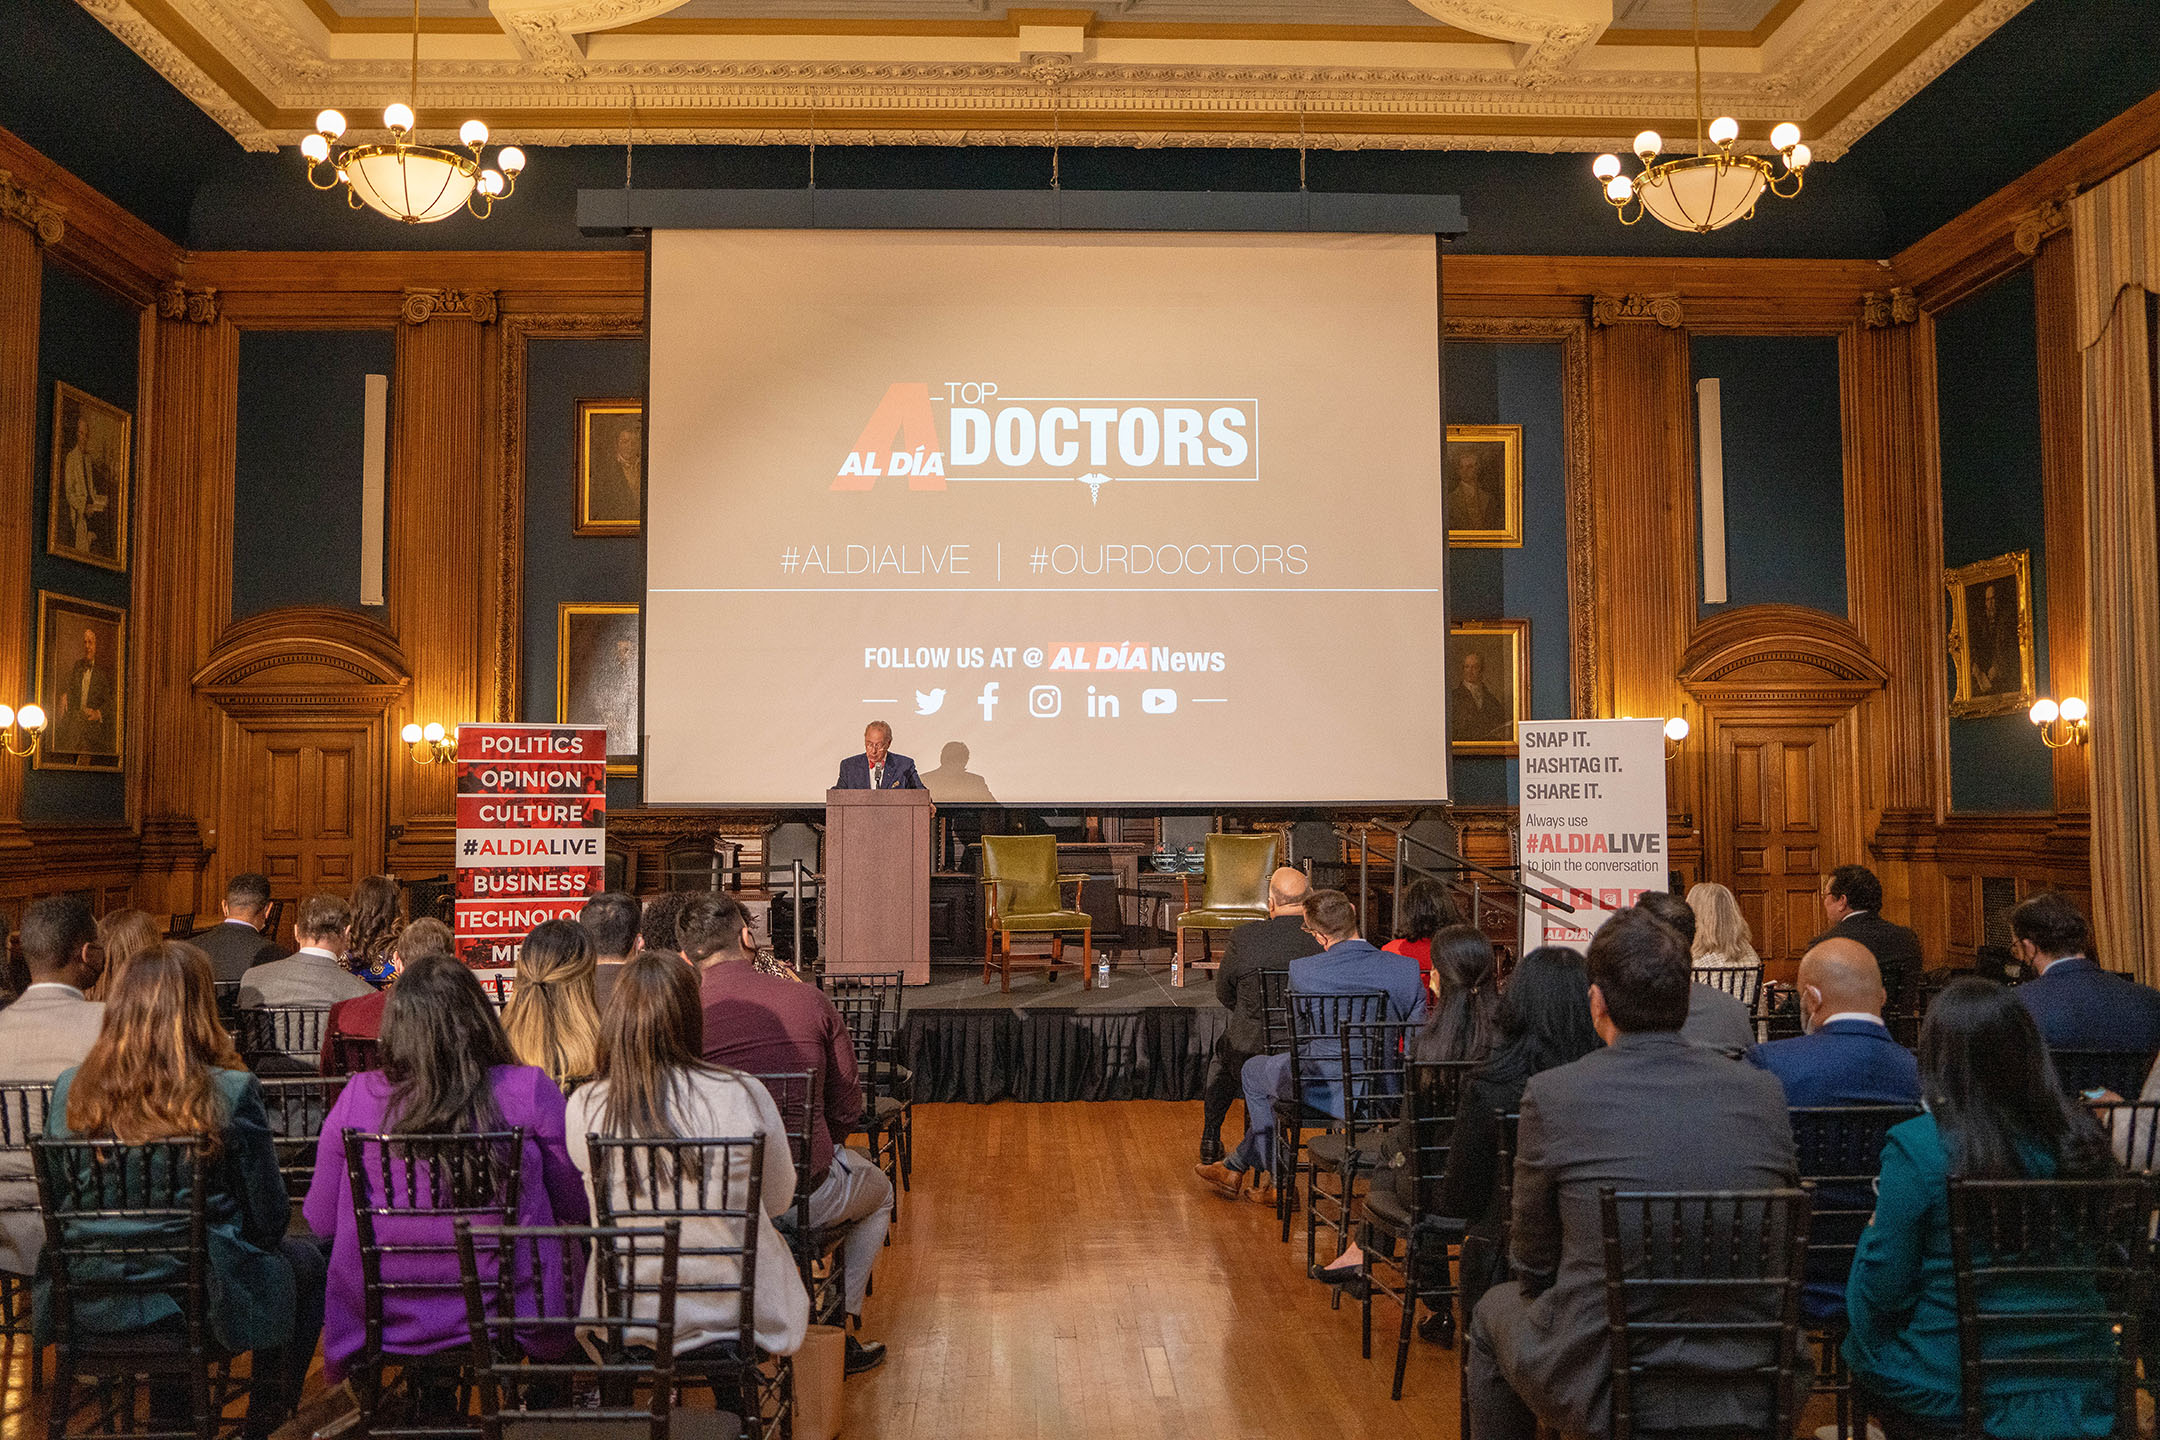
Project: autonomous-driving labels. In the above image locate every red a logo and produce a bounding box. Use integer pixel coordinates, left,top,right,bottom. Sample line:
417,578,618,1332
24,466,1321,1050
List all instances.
833,383,947,491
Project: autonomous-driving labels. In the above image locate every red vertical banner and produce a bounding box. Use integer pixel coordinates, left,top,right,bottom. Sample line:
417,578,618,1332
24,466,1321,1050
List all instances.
453,724,608,971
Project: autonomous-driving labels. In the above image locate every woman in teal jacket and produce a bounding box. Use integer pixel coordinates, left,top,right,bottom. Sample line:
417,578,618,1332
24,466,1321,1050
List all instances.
42,941,327,1440
1844,977,2119,1437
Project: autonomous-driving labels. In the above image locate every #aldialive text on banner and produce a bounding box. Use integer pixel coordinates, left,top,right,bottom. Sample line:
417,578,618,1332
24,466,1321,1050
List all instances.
1515,718,1669,955
452,723,608,970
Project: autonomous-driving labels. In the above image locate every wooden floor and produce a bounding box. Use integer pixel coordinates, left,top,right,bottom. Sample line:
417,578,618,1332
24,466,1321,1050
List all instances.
0,1101,1468,1440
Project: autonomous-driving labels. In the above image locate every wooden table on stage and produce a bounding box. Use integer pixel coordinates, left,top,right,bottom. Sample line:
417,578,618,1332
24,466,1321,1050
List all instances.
824,787,933,984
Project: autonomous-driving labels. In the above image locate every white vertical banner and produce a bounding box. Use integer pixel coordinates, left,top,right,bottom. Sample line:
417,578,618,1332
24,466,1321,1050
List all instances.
1516,718,1669,955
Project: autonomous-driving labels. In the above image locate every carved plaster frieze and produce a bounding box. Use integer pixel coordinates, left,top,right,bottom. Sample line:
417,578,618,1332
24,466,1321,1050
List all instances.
402,287,500,325
157,281,221,323
1591,293,1683,328
0,169,64,246
1814,0,2037,158
1861,286,1918,328
2012,186,2076,256
75,0,277,151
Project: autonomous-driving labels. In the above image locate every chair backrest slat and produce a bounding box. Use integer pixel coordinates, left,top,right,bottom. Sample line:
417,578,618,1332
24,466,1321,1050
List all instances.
238,1004,331,1075
586,1135,764,1334
342,1129,526,1362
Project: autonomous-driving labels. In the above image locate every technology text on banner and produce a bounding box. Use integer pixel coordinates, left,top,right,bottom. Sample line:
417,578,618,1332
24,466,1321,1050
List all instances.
453,723,607,970
1514,719,1668,955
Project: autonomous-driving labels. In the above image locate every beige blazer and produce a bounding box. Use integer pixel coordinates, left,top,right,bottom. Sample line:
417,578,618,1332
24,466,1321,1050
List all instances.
0,986,107,1274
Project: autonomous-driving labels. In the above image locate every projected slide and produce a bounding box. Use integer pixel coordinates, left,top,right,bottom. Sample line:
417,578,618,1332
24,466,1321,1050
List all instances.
644,229,1446,806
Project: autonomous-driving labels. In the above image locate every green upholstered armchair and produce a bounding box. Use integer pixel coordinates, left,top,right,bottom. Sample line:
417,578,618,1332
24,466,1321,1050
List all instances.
1174,832,1280,985
979,835,1094,994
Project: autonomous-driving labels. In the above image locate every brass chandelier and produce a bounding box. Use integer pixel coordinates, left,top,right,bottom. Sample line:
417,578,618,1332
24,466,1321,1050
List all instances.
299,0,524,223
1592,0,1809,233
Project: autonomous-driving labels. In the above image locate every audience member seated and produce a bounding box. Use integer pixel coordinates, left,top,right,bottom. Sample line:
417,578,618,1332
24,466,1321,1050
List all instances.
566,950,809,1363
191,872,286,985
501,918,602,1091
47,942,326,1440
239,892,373,1010
642,892,689,953
2009,891,2160,1056
1195,889,1426,1204
1466,908,1799,1440
1635,890,1754,1056
320,918,454,1074
1812,865,1924,1011
1201,866,1320,1164
1382,876,1463,993
344,874,404,987
90,906,161,1000
1318,922,1502,1291
1844,978,2118,1436
686,893,890,1376
1749,938,1920,1108
303,954,589,1388
1687,880,1764,1007
0,896,108,1279
579,891,645,1010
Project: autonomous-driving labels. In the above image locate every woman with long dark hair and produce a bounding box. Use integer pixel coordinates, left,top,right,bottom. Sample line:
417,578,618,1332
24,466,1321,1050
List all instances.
1845,978,2117,1436
1383,878,1462,992
344,874,404,986
1412,924,1502,1065
566,951,808,1357
501,918,601,1089
47,942,327,1439
303,953,589,1385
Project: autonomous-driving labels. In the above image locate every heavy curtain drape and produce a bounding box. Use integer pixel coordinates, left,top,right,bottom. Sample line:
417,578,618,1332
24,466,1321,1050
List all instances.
2074,153,2160,981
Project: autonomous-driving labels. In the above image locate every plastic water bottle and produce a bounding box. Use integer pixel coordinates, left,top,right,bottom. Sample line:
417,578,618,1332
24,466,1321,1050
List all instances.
1097,950,1110,987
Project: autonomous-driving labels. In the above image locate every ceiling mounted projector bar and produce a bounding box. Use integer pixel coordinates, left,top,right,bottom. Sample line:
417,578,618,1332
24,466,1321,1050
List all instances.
578,188,1467,238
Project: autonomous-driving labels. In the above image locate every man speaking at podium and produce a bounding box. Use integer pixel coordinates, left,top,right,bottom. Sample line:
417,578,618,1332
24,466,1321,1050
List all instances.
836,720,924,791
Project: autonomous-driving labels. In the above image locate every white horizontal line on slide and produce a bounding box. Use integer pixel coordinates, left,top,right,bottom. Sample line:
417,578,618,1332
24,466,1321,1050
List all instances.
652,587,1440,594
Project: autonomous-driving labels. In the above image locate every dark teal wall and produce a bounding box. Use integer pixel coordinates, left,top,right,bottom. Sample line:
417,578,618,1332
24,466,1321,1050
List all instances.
232,330,395,620
519,337,646,809
1690,335,1847,618
1446,341,1571,807
29,265,135,823
1936,268,2053,813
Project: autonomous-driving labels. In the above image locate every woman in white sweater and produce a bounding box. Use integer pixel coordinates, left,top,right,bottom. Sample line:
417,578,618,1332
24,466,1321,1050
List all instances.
566,950,809,1358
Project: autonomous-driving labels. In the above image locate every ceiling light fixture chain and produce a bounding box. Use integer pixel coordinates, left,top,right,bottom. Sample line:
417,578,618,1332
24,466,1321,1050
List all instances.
1589,0,1809,234
299,0,522,223
1297,92,1308,194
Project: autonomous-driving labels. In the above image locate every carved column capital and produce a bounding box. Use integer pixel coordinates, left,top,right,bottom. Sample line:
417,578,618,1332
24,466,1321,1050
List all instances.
1590,292,1683,329
401,287,500,326
1861,286,1919,329
2012,186,2076,257
0,169,64,247
157,280,221,324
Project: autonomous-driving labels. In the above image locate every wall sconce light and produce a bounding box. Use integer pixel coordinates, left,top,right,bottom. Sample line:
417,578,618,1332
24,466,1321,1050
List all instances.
2028,696,2089,748
0,704,47,758
401,721,455,765
1663,715,1690,758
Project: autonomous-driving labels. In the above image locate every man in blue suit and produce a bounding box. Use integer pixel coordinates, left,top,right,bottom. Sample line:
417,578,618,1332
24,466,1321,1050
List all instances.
2012,891,2160,1054
834,720,923,791
1195,888,1425,1202
1749,938,1920,1107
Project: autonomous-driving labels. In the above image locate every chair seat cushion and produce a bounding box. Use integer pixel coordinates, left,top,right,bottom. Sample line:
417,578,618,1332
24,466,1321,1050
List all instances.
995,910,1092,933
1363,1189,1412,1231
1179,908,1268,930
507,1416,740,1440
1303,1133,1382,1172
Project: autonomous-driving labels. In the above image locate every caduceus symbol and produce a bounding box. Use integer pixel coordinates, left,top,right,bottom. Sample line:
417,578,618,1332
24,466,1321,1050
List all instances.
1079,473,1111,505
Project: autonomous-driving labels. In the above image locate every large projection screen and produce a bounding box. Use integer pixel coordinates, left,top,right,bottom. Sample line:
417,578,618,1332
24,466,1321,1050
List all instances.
644,229,1445,806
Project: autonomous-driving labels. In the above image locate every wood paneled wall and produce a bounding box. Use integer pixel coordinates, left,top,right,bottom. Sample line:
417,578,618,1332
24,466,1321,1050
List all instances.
0,118,2128,966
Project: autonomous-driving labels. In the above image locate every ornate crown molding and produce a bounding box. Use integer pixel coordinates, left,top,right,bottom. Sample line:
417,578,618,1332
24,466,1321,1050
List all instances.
1591,292,1683,328
157,281,221,324
0,169,65,246
1861,286,1918,328
2011,186,2076,256
402,287,501,325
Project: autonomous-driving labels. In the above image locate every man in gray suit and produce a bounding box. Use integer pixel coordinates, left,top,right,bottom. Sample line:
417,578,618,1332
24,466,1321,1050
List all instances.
1466,907,1801,1440
191,872,287,984
238,892,372,1011
0,895,108,1276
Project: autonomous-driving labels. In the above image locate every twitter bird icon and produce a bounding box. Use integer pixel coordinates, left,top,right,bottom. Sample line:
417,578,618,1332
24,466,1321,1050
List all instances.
914,688,946,716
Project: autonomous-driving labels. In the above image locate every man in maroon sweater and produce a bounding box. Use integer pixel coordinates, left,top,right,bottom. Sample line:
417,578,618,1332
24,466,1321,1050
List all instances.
684,893,891,1375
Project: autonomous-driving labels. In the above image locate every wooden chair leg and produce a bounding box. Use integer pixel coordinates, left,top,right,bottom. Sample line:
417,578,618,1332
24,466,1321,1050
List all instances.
1174,927,1187,986
1000,930,1012,994
983,920,995,986
1081,924,1093,989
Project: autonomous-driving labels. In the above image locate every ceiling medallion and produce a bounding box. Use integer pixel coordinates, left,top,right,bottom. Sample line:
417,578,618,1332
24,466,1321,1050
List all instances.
299,0,524,223
1592,0,1808,234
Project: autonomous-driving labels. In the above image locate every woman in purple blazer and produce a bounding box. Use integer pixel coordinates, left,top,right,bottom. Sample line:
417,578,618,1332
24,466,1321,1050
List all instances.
302,954,590,1383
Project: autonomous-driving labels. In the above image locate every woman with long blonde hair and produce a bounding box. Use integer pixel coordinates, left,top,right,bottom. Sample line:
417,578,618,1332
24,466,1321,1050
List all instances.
49,942,326,1438
1687,881,1763,1006
500,918,601,1089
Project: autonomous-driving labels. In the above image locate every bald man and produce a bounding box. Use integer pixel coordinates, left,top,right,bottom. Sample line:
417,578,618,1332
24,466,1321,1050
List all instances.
1198,867,1320,1164
1747,938,1920,1109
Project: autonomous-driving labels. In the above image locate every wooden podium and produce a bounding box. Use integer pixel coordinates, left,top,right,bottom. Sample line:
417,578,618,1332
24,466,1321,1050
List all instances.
823,788,933,984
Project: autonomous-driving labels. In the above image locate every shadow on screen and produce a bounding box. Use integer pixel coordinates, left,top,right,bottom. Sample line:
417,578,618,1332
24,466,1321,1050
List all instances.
924,741,997,804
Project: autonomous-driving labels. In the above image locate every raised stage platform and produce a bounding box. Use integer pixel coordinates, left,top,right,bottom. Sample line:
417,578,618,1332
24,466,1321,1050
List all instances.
900,960,1226,1104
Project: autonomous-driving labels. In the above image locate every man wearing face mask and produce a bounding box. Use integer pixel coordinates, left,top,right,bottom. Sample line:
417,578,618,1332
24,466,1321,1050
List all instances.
1747,938,1920,1108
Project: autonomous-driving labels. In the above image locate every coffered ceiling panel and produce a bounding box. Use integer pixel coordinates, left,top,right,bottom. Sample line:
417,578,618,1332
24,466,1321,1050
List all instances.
71,0,2034,161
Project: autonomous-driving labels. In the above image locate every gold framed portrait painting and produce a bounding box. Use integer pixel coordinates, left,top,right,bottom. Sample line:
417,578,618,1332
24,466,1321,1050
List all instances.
577,399,643,537
1945,550,2036,718
1445,424,1523,548
558,602,640,774
1447,619,1530,755
49,382,131,572
34,591,126,772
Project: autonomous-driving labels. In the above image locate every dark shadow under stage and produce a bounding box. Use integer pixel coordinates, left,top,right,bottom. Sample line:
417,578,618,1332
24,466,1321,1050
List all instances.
900,961,1225,1104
